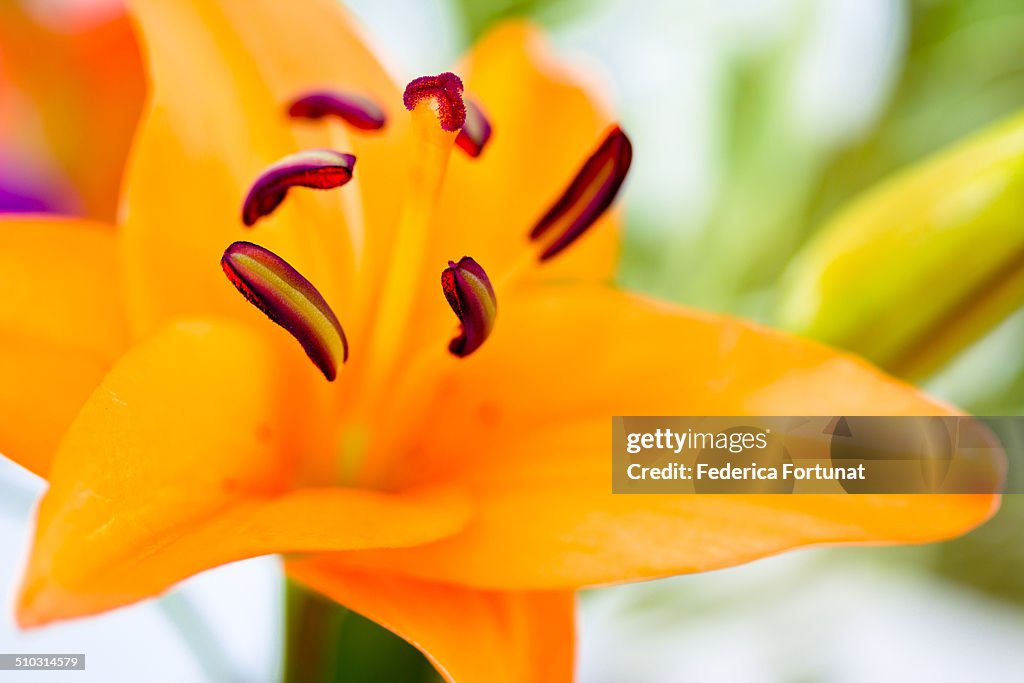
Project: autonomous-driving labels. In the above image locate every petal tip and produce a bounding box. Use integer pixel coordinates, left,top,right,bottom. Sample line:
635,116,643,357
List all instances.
15,578,58,630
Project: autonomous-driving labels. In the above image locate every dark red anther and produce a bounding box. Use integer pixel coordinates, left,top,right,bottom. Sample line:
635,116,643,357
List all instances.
288,90,386,131
242,149,356,227
455,99,493,158
221,241,348,381
441,257,497,357
530,126,632,261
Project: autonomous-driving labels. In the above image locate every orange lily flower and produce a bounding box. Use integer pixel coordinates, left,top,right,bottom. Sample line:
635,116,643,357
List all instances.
0,1,998,681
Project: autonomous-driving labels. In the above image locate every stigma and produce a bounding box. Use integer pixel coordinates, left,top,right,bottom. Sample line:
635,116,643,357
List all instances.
441,257,497,357
403,72,467,131
242,149,356,227
221,241,348,381
530,126,632,261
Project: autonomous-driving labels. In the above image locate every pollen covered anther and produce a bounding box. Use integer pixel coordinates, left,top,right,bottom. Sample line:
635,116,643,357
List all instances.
442,257,497,357
403,72,466,131
221,241,348,381
242,149,356,227
530,126,633,261
455,99,493,158
288,90,387,130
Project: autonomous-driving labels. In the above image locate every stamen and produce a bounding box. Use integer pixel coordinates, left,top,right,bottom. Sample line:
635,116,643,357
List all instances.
442,257,497,357
221,241,348,381
403,72,466,131
530,126,632,261
242,149,356,227
455,99,493,158
288,90,387,131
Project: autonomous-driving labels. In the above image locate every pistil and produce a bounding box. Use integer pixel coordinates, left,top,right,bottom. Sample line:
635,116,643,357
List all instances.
402,72,466,131
360,73,465,396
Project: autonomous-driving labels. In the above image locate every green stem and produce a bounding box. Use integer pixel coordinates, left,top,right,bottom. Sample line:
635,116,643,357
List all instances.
282,581,440,683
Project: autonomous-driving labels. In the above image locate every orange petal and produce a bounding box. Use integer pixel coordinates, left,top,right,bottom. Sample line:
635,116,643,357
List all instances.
0,217,126,477
175,0,412,339
437,22,620,280
287,559,574,683
208,0,410,281
17,319,469,627
341,283,998,589
121,0,388,338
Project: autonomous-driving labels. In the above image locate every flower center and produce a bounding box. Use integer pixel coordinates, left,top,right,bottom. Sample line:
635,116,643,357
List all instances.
219,74,631,389
216,71,633,489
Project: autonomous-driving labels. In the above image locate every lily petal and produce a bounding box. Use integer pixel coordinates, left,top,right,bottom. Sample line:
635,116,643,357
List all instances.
213,0,410,259
0,217,126,476
17,319,469,627
174,0,411,341
340,283,999,589
287,560,573,683
121,0,368,338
